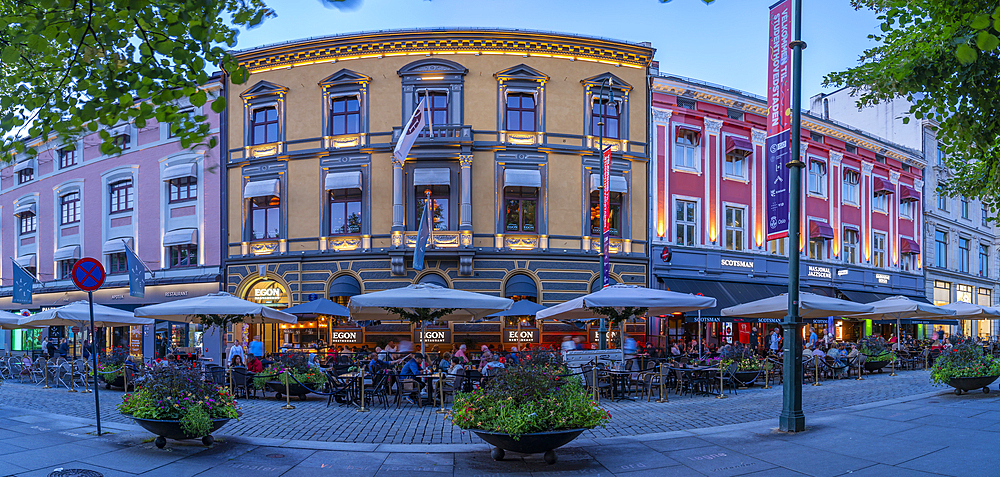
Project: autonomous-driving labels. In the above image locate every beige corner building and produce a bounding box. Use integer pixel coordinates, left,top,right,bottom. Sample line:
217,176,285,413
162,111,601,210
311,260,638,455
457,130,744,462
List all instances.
222,29,654,352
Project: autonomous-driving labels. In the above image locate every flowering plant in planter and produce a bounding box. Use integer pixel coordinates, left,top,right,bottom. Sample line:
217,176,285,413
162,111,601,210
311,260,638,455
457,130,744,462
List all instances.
450,363,609,440
96,347,133,382
118,366,238,438
719,346,762,371
253,352,328,390
930,340,1000,385
858,337,896,362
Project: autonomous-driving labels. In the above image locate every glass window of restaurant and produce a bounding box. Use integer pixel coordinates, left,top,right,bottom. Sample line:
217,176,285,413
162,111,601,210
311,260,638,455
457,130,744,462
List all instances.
243,278,289,354
978,288,993,339
933,280,951,306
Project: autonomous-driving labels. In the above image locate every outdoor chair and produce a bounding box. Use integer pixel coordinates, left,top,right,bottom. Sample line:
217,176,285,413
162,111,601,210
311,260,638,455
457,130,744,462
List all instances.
826,356,848,378
712,362,739,396
364,370,391,408
206,365,226,387
14,357,30,384
230,366,250,399
441,368,466,406
581,365,611,399
324,370,354,408
396,376,423,408
0,357,10,379
30,358,45,384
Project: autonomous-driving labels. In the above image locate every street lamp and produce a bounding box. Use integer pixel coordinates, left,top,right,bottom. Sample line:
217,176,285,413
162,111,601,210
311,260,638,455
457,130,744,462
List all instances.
597,77,615,350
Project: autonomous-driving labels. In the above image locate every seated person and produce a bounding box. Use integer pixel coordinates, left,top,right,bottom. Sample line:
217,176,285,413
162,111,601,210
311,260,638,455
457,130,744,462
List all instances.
812,346,826,360
230,355,244,368
506,347,520,366
482,355,505,375
366,352,392,375
400,353,424,379
438,352,452,373
246,354,264,373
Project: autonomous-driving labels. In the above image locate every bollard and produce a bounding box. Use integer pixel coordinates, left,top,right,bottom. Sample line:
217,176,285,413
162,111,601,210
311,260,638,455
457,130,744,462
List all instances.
655,362,668,403
357,366,369,413
716,366,727,399
43,360,51,389
812,358,821,386
856,358,864,381
889,355,897,377
762,363,772,389
281,371,295,410
123,365,128,392
229,367,234,395
592,367,599,404
68,361,77,393
436,370,447,414
81,362,92,394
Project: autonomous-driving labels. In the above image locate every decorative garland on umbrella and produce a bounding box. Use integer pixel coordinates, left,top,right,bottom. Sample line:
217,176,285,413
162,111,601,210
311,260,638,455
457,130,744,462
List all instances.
586,306,649,327
383,307,457,325
195,313,256,329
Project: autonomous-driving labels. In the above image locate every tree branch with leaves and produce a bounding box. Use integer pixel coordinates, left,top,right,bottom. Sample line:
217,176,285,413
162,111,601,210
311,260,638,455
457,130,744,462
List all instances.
383,307,456,325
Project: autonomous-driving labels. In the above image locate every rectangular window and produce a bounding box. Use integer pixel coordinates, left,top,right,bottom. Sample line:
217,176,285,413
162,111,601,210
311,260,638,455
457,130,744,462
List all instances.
808,238,825,260
60,192,80,225
809,131,823,143
872,232,886,268
251,106,279,145
983,207,990,227
902,163,911,173
17,169,33,184
933,280,951,306
18,212,36,235
724,151,747,179
900,252,912,272
329,96,361,136
168,176,198,203
108,252,128,274
842,170,859,204
846,144,857,154
726,108,744,121
808,161,826,196
875,154,886,164
961,196,970,219
674,199,697,246
677,97,696,110
980,244,989,277
505,93,536,132
935,230,948,268
900,198,913,218
109,179,134,213
978,288,992,307
329,188,363,235
674,129,699,170
590,191,622,237
592,98,620,139
113,134,131,150
724,206,745,251
843,228,859,264
768,237,787,256
416,185,451,232
169,244,198,268
59,148,77,169
873,192,888,212
58,259,77,280
503,186,538,233
938,192,948,211
250,195,281,240
423,91,449,127
937,147,946,165
957,284,974,303
959,237,970,273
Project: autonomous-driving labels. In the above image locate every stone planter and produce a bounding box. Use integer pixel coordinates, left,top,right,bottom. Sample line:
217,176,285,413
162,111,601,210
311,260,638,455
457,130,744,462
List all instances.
473,428,586,464
130,416,230,449
946,375,999,395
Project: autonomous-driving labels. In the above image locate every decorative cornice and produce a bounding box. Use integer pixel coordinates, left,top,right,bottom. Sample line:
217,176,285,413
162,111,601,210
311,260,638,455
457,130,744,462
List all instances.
235,29,655,73
914,179,924,188
751,129,766,146
890,170,901,183
704,118,723,134
459,154,474,167
651,108,672,124
830,151,843,168
861,162,874,175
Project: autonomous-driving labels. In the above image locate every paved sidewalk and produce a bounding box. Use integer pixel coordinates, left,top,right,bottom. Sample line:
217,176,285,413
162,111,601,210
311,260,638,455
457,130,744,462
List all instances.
1,376,997,476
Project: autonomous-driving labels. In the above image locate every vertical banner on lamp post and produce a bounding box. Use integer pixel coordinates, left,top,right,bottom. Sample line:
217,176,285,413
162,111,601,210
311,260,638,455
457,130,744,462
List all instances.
766,0,792,241
601,146,612,287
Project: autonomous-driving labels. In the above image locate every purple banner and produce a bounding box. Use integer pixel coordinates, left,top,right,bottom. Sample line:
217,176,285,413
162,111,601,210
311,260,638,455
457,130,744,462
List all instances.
766,130,790,240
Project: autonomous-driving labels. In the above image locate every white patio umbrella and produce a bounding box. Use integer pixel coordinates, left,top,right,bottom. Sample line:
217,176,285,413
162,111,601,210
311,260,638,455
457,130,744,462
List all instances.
535,284,717,351
0,310,38,330
846,296,956,345
348,283,513,353
722,292,875,320
133,292,297,324
25,301,154,327
941,302,1000,320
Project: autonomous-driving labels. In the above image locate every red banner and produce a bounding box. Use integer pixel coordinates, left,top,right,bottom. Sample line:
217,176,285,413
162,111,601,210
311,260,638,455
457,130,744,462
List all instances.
601,146,612,286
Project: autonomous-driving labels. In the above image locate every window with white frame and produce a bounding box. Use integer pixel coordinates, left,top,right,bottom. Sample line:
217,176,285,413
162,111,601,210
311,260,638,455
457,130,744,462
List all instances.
808,160,827,196
873,191,888,212
674,128,699,170
808,238,825,260
872,232,886,268
900,197,914,218
60,192,80,225
768,237,787,256
937,191,948,211
959,237,970,273
724,151,747,179
983,206,990,227
843,228,859,264
723,205,745,251
18,211,36,235
961,196,970,219
980,244,989,277
674,199,697,246
108,179,134,214
842,169,859,204
900,252,913,272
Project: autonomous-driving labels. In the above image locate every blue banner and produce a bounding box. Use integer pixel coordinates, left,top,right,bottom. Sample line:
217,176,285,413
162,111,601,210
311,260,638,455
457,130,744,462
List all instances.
12,259,32,305
413,196,431,271
766,130,791,240
125,243,145,298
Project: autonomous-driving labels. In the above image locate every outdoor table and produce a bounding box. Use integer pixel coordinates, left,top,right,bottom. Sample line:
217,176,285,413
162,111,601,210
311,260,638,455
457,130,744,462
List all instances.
604,369,634,401
418,371,446,406
338,372,363,404
670,366,720,396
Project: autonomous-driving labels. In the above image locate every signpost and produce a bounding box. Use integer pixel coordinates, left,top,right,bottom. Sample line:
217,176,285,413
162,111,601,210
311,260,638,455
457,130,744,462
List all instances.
72,257,106,436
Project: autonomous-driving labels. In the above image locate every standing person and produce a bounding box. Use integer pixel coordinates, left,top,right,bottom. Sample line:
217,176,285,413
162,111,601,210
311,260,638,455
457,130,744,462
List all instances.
749,327,760,355
769,328,782,355
380,340,398,361
808,327,818,347
227,339,245,366
45,338,57,358
623,334,638,360
560,336,575,359
58,338,70,359
248,336,264,358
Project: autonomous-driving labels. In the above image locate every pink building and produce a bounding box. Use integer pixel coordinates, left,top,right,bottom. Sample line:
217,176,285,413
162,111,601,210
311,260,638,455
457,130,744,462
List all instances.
0,78,223,357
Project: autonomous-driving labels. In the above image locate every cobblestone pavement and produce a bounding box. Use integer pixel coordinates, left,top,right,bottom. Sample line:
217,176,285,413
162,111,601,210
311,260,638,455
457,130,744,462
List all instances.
0,368,937,444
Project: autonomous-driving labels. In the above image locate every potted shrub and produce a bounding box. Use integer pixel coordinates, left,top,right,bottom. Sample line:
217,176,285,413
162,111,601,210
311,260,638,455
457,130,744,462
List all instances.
255,352,328,401
118,366,238,448
930,339,1000,395
858,337,895,372
451,362,610,464
720,346,763,387
96,347,135,390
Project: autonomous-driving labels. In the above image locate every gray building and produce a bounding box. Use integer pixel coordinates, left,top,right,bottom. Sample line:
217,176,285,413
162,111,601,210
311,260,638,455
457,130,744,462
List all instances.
811,90,998,339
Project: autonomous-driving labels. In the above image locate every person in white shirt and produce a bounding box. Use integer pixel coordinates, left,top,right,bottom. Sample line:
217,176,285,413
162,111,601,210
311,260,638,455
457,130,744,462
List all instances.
227,340,245,366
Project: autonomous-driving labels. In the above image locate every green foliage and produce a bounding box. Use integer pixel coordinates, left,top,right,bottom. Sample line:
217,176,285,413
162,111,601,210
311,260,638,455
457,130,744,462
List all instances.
179,404,211,438
858,336,896,362
450,362,610,440
117,366,238,437
826,1,1000,214
0,0,275,159
96,346,131,382
930,340,1000,384
719,346,762,371
252,352,328,389
586,306,648,328
383,307,456,325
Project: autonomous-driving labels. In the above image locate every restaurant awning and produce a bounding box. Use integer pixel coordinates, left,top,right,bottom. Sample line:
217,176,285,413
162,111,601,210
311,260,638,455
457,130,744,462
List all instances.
725,136,753,155
503,169,542,189
325,170,363,191
874,318,959,326
873,176,894,195
840,289,930,305
899,184,920,202
329,274,362,297
413,168,450,186
900,238,920,254
657,277,786,317
809,221,835,239
589,174,628,193
162,163,197,182
243,179,280,199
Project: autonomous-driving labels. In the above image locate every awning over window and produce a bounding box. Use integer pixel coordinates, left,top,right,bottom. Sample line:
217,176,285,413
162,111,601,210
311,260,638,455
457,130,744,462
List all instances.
591,277,620,292
809,221,835,239
657,276,786,318
873,177,894,195
325,170,363,191
162,163,197,182
900,237,920,254
676,124,701,134
839,289,930,305
725,136,753,155
589,174,628,193
503,169,541,189
243,179,280,199
504,274,537,298
15,254,36,269
899,184,919,202
103,237,134,254
329,274,362,297
874,318,958,326
53,245,81,262
13,159,34,173
163,228,198,247
413,168,451,186
418,273,449,287
13,203,35,217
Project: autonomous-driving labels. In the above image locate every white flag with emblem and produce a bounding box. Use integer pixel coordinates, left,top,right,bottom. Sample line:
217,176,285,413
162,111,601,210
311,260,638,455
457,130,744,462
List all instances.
393,97,427,164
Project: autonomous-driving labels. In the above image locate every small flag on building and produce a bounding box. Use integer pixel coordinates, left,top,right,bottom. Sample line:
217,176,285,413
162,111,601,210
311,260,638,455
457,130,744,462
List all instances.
124,241,145,298
413,191,432,271
393,97,427,164
11,257,34,305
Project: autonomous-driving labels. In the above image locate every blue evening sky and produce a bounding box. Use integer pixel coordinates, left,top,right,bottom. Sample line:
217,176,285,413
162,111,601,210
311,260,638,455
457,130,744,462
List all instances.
235,0,880,99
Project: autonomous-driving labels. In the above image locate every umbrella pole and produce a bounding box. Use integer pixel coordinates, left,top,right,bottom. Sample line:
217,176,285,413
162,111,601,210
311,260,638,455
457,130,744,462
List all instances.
698,311,702,361
421,320,426,358
890,317,899,376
